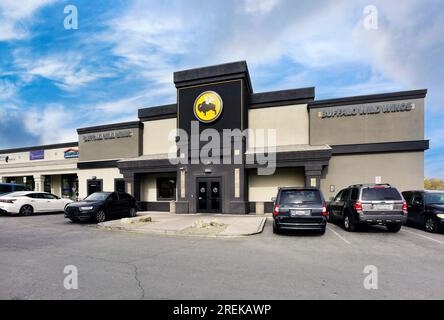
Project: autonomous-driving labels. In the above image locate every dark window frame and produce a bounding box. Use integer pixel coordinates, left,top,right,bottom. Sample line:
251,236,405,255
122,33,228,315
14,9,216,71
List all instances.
86,179,104,196
114,178,125,193
156,177,176,201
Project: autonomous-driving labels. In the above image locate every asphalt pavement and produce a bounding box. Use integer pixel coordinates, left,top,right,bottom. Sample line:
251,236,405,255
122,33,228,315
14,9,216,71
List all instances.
0,213,443,299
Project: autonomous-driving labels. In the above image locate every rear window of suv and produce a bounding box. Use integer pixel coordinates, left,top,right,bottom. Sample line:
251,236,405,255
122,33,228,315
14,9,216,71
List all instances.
279,189,322,204
361,187,402,201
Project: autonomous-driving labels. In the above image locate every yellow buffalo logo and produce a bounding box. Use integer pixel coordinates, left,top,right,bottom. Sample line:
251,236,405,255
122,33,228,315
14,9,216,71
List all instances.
194,91,223,123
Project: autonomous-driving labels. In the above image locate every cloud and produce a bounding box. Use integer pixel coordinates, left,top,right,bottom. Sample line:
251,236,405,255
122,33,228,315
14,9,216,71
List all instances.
22,104,77,144
0,0,55,41
13,50,113,90
243,0,280,14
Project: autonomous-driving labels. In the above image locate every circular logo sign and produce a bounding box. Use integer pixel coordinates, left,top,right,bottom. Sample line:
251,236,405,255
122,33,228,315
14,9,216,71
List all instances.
194,91,223,123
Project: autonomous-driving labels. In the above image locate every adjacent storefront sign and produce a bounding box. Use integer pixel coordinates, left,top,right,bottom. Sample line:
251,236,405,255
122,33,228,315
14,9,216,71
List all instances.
82,130,133,143
318,102,415,119
30,150,44,161
64,148,79,159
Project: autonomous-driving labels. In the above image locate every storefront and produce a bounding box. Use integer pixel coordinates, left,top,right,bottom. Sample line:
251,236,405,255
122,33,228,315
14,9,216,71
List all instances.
0,61,429,213
0,143,80,200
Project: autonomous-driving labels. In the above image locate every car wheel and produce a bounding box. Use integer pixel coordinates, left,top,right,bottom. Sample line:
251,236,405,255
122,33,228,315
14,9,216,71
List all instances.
273,223,281,234
425,216,440,233
94,210,106,223
386,223,402,233
129,207,137,218
69,218,79,223
20,205,34,216
344,213,356,232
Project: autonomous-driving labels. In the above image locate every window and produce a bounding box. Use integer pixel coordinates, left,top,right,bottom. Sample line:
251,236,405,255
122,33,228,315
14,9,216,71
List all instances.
334,190,344,202
115,179,125,193
108,193,118,201
340,189,350,201
279,189,322,204
412,192,423,205
350,188,359,201
402,191,413,203
361,187,402,201
157,177,176,200
43,193,59,200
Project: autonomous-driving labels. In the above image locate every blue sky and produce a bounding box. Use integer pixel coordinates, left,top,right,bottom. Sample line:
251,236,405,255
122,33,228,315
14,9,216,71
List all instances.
0,0,443,177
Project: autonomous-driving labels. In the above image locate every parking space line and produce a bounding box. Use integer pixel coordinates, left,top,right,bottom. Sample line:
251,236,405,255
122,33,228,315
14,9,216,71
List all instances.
402,228,444,246
327,225,351,245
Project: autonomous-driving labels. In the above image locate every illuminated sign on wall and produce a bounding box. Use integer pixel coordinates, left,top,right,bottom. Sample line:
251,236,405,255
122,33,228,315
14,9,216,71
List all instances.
317,102,415,119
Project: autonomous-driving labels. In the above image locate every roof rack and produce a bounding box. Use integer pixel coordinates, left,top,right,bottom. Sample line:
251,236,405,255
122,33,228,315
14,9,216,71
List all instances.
348,183,391,188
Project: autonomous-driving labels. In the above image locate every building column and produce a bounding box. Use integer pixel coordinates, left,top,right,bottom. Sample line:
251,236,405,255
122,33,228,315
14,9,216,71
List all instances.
304,164,322,189
33,175,44,192
123,172,141,202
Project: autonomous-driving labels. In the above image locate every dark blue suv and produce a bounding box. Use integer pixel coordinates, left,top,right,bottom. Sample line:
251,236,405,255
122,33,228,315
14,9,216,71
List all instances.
272,187,327,235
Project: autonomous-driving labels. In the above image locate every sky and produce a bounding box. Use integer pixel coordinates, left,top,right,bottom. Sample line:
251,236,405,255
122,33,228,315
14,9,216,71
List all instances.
0,0,443,177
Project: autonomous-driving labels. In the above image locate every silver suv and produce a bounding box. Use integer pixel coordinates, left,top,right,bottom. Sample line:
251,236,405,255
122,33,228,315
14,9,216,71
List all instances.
328,184,407,232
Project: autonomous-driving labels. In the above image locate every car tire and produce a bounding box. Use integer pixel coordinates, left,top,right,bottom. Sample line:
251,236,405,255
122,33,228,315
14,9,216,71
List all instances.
20,205,34,216
386,223,402,233
129,207,137,218
94,210,106,223
425,216,440,233
69,218,79,223
343,213,356,232
273,223,281,234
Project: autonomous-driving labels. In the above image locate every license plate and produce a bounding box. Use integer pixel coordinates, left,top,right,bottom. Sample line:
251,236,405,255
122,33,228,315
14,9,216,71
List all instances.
374,204,393,210
290,210,310,216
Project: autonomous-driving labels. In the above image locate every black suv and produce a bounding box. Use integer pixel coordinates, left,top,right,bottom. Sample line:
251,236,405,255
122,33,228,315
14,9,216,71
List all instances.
65,192,137,223
402,190,444,233
328,184,407,232
272,187,327,235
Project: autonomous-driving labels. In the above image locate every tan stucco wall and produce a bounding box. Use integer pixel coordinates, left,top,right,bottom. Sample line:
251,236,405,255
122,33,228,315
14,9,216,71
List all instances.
79,127,141,162
248,168,305,202
248,105,309,148
320,151,424,200
310,98,424,145
143,118,177,155
140,173,177,202
77,168,123,199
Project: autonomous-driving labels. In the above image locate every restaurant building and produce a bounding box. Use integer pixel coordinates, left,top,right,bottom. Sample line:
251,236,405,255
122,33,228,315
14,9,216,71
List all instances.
0,61,429,213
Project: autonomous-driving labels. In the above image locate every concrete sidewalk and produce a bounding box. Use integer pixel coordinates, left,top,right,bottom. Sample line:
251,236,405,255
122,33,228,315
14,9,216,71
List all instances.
97,212,267,238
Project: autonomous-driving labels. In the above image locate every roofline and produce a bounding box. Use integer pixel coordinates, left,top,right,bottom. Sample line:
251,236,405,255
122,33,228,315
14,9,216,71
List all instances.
250,87,315,109
77,121,142,134
138,104,177,121
173,61,254,93
309,89,428,109
0,142,78,155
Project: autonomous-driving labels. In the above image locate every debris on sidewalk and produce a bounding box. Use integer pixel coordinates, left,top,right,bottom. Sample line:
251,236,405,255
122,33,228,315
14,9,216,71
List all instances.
121,216,152,225
180,219,228,235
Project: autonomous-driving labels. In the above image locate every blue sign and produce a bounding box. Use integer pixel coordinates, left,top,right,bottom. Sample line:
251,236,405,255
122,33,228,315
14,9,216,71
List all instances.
64,148,79,159
30,150,44,161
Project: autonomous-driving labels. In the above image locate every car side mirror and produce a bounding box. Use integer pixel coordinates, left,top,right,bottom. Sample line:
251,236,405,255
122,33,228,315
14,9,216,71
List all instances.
271,197,276,203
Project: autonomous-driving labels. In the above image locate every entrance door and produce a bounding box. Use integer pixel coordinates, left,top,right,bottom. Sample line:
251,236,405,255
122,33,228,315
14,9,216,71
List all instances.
87,180,102,196
197,178,222,213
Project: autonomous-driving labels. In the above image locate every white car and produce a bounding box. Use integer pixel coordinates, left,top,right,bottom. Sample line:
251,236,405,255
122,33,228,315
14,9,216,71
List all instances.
0,191,73,216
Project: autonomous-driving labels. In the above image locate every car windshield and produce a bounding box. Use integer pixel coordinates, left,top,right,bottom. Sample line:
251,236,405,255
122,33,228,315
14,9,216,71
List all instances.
84,193,111,201
279,190,321,204
361,187,402,201
424,193,444,205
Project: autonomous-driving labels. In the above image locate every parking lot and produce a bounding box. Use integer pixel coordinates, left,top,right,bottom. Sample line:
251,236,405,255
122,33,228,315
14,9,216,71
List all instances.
1,212,444,300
